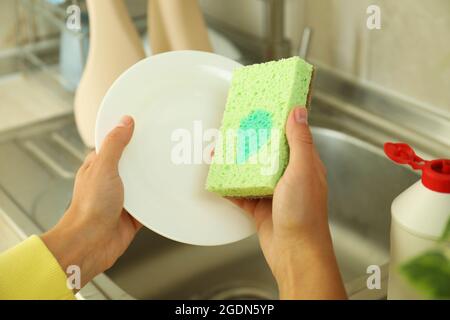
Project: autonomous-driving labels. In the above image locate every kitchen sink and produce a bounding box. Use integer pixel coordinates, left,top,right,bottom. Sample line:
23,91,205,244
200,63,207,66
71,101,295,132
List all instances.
1,67,448,299
104,123,418,299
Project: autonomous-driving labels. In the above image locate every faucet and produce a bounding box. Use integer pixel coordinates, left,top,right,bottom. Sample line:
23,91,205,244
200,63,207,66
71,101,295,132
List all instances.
264,0,290,60
203,0,292,62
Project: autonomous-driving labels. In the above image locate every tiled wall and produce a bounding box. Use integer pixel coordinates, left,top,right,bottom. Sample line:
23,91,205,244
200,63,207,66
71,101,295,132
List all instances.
201,0,450,113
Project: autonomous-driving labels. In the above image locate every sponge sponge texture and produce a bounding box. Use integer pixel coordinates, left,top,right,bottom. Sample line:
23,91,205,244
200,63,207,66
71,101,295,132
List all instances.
206,56,313,197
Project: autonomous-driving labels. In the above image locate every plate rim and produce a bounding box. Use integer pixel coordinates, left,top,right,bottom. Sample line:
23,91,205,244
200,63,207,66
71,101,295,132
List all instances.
94,50,256,246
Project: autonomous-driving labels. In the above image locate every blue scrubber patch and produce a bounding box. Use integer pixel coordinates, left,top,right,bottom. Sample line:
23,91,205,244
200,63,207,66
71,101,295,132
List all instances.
237,109,273,164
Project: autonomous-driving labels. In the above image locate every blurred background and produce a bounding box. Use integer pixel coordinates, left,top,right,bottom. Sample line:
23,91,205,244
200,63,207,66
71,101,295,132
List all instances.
1,0,449,134
0,0,449,300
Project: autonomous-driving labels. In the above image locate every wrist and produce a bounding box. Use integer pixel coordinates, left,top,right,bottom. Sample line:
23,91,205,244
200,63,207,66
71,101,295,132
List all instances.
272,230,346,299
41,220,99,289
273,237,329,293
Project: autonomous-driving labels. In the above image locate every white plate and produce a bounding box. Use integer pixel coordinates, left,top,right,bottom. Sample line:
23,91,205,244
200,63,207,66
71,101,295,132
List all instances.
95,51,255,246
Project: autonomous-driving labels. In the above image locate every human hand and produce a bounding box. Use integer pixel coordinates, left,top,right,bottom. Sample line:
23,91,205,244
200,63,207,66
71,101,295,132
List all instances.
229,107,346,299
42,116,141,288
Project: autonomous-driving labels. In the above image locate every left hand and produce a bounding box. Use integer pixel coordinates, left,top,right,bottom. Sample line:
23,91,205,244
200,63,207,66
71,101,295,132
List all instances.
42,115,141,288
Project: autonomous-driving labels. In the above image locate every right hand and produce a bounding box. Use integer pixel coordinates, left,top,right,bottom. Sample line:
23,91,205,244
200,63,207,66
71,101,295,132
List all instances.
229,107,347,299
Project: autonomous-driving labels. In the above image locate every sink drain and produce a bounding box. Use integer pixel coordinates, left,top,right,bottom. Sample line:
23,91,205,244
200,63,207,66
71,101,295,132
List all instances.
203,285,275,300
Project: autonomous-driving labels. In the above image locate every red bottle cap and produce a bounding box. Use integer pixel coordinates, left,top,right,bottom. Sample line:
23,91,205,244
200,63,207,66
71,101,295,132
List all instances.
384,142,450,193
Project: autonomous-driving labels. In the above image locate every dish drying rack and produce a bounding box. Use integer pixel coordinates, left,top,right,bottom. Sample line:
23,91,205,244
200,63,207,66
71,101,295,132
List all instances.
11,0,293,74
3,0,294,110
13,0,148,90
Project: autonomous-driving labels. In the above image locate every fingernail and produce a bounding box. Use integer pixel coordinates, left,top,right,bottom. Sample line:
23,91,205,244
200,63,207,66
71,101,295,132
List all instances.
118,115,133,127
294,107,308,124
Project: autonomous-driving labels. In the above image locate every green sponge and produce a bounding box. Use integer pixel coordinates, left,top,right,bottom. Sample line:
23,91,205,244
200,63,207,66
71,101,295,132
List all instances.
206,56,314,197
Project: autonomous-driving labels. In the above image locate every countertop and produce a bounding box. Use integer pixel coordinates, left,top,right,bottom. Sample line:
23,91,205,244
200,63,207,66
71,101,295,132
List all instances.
0,70,73,252
0,71,73,133
0,209,24,252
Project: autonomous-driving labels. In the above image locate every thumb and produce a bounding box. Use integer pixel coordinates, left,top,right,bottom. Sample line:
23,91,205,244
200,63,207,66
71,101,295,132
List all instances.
284,107,314,173
98,115,134,172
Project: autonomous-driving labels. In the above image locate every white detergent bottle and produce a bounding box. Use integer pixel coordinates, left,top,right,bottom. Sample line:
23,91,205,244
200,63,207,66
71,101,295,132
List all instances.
384,142,450,300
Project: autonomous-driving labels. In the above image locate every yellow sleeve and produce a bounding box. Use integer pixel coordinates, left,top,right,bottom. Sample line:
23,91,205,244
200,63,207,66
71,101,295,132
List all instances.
0,235,75,300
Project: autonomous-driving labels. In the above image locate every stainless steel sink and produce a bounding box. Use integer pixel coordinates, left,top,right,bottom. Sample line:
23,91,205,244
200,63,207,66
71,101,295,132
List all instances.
1,67,448,299
104,123,418,299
